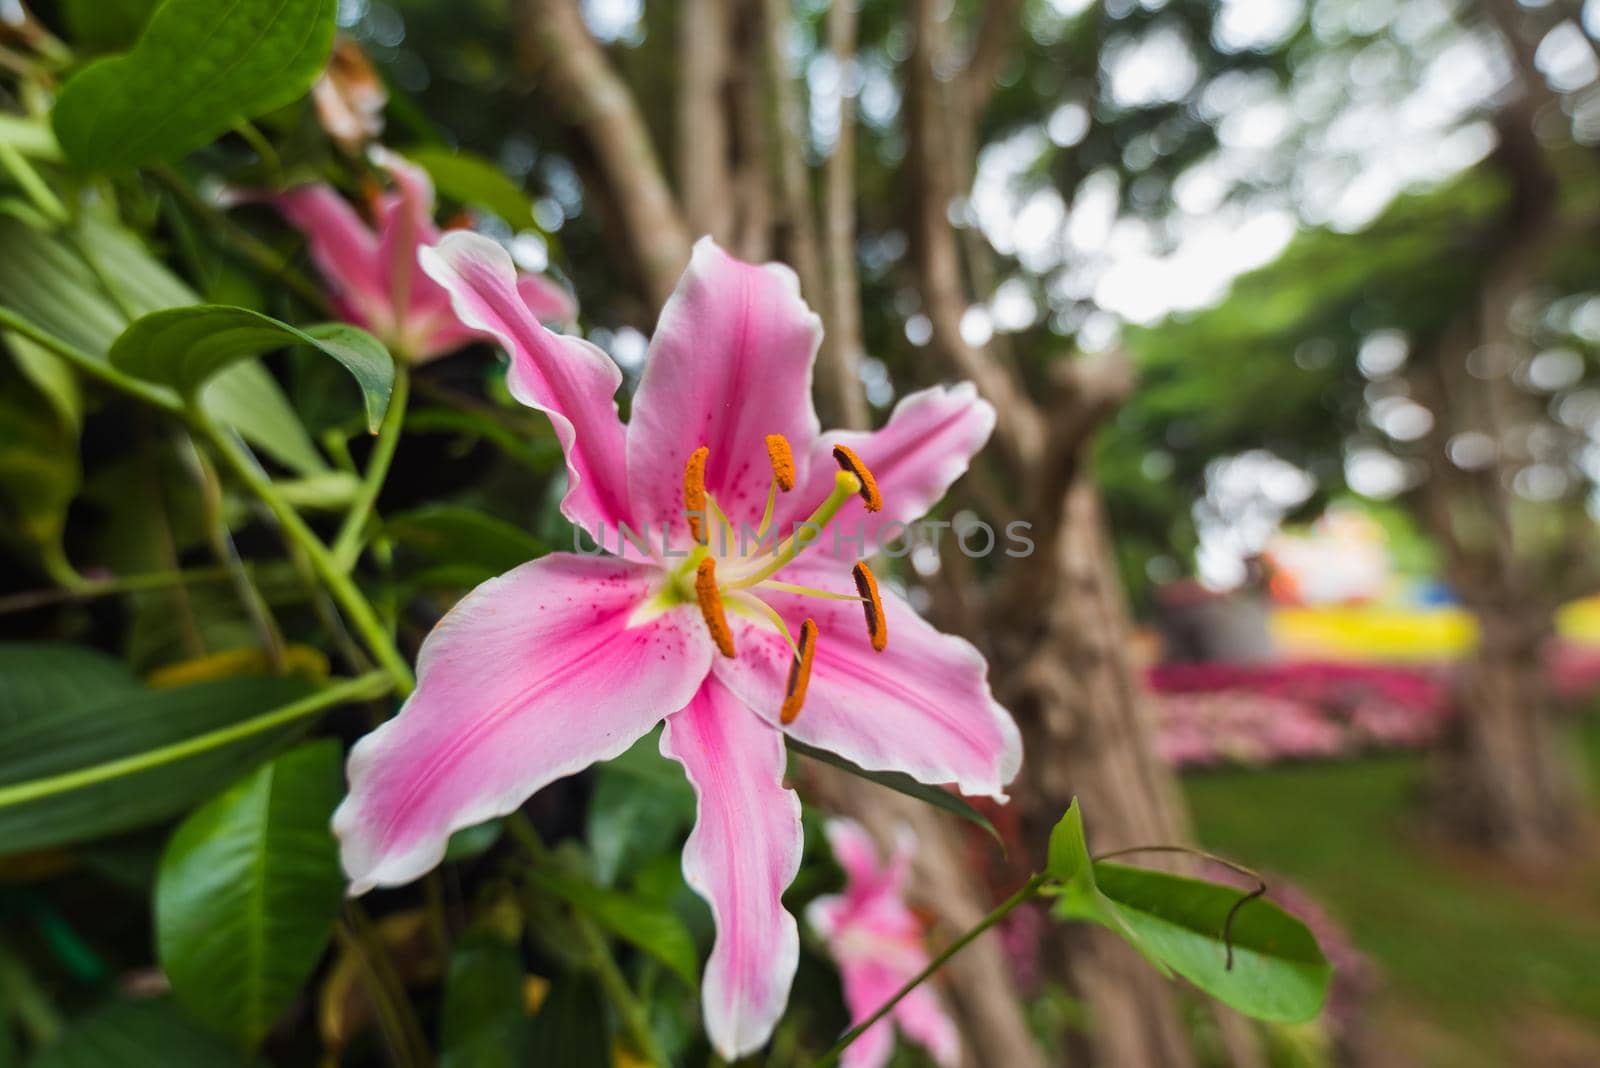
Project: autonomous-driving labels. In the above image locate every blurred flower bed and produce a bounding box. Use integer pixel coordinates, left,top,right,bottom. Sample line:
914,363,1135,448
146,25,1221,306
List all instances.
1148,647,1600,768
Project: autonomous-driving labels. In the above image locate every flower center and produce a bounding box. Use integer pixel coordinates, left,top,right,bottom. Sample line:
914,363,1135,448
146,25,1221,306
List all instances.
678,435,889,724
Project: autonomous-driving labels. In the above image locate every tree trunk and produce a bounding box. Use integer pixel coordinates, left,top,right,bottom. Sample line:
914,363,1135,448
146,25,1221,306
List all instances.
1003,475,1199,1068
1434,591,1580,863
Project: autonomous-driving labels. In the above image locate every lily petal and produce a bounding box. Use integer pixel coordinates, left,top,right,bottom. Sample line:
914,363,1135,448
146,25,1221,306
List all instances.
627,238,823,545
267,184,392,334
838,960,902,1068
825,817,885,891
334,554,711,893
420,232,633,535
517,272,579,326
715,562,1021,800
893,983,961,1068
661,678,802,1061
784,384,996,558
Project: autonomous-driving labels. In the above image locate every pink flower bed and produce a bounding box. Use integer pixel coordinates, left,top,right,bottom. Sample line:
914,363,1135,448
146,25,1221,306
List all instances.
1146,649,1600,768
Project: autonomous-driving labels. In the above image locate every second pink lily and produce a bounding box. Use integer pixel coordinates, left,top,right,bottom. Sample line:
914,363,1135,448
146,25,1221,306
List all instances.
264,148,576,363
332,234,1020,1060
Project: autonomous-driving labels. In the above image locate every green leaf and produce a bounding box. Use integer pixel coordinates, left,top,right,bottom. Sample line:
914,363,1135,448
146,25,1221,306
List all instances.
52,0,336,171
443,819,505,863
27,999,263,1068
387,506,545,580
0,215,329,476
155,741,345,1049
61,0,163,54
529,869,698,989
786,738,1001,845
0,369,79,578
406,147,538,227
1043,802,1171,976
111,307,394,432
1045,797,1094,889
1087,864,1332,1024
586,729,694,886
0,662,318,854
0,643,139,717
438,935,530,1068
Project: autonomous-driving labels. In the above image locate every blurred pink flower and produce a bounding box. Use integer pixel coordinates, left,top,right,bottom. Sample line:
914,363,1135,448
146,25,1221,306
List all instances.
807,820,960,1068
332,235,1020,1060
261,148,575,362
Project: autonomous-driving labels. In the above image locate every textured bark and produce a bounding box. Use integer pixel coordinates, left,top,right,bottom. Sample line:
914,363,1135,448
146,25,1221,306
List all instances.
901,3,1242,1062
1406,1,1590,862
820,0,871,432
513,0,691,309
677,0,733,242
1007,477,1199,1068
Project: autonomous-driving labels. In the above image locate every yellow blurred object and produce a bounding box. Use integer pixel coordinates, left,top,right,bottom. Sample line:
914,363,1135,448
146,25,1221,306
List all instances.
146,644,329,687
614,1046,653,1068
1269,594,1600,661
524,975,550,1014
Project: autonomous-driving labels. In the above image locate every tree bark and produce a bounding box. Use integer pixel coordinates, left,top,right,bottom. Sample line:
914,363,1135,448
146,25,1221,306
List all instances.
514,0,692,309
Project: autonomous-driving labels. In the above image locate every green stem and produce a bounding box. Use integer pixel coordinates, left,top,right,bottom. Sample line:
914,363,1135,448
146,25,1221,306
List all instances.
192,408,416,694
183,436,287,670
0,140,66,223
811,874,1049,1068
333,366,410,571
0,673,391,809
506,815,669,1067
0,307,181,413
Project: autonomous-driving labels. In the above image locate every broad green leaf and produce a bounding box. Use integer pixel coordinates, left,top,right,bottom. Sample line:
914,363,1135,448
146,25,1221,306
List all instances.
438,935,530,1068
0,668,317,854
529,870,698,989
52,0,336,171
6,333,81,431
61,0,163,54
443,819,505,863
27,999,262,1068
1045,797,1094,890
406,147,538,227
586,729,694,886
155,741,345,1050
1043,802,1170,976
387,506,546,580
1085,864,1331,1024
786,738,1001,845
111,307,394,432
0,644,139,718
0,215,328,475
0,370,79,578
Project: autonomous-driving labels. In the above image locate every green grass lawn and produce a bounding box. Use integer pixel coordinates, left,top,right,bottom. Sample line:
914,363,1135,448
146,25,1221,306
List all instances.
1184,719,1600,1068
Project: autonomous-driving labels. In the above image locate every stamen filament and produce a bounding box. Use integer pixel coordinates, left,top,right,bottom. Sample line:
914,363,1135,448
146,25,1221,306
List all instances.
759,580,863,602
727,470,862,588
852,561,888,652
728,592,800,658
694,557,736,657
780,618,818,725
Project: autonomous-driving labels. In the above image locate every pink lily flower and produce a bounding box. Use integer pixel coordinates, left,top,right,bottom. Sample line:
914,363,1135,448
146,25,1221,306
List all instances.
263,148,576,363
808,819,961,1068
331,233,1020,1059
